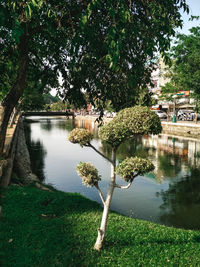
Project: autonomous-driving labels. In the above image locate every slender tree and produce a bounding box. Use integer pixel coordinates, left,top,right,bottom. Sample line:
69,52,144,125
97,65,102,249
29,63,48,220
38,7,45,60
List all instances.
68,106,162,251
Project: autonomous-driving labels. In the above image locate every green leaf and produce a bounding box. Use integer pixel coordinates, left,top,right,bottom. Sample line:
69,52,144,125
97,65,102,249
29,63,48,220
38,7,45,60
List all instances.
32,0,37,6
82,15,88,25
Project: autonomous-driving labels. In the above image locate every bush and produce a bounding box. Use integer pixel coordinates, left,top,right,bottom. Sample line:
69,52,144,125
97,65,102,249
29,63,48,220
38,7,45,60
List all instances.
68,128,93,147
76,162,101,187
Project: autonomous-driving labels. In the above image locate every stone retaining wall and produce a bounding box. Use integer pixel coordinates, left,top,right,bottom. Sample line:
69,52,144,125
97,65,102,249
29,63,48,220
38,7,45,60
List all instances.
0,117,38,188
161,122,200,139
77,115,200,139
0,118,20,187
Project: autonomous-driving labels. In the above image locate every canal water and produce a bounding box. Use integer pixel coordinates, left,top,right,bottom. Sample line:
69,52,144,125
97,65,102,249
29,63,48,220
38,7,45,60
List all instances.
24,116,200,230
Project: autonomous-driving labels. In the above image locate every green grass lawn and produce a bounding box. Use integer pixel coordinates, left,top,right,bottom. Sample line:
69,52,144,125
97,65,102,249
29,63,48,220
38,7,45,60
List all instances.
0,184,200,267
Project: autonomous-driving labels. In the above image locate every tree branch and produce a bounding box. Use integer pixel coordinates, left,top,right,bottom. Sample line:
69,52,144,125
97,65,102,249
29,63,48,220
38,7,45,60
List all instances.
88,143,113,164
114,174,138,189
115,180,133,189
29,49,47,69
29,25,45,37
95,183,105,205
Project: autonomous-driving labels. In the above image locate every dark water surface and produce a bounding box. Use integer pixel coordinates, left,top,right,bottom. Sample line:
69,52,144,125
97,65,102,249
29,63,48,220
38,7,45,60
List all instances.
24,117,200,230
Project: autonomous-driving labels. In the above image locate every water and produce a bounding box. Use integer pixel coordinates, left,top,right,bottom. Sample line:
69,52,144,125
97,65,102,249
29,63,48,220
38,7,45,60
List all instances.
24,116,200,230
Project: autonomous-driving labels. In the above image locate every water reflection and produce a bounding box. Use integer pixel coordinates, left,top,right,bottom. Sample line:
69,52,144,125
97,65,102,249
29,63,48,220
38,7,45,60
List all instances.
157,168,200,229
24,121,47,181
24,117,200,229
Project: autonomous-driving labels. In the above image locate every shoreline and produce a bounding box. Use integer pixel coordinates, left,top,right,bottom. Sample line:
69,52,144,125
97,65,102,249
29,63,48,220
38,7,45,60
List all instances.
76,115,200,139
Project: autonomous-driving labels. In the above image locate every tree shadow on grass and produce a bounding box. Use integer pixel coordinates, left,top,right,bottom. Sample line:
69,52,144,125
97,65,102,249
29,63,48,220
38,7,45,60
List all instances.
0,186,102,267
2,185,200,267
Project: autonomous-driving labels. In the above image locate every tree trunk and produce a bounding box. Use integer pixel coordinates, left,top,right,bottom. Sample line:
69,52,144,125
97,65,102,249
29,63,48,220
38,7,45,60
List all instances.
94,147,116,251
0,35,29,156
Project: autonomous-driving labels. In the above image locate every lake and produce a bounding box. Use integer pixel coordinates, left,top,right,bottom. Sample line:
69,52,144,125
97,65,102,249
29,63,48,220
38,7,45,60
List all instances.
24,116,200,230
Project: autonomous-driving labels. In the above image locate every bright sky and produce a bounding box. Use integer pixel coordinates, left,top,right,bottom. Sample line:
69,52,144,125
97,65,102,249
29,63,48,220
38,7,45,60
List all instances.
177,0,200,34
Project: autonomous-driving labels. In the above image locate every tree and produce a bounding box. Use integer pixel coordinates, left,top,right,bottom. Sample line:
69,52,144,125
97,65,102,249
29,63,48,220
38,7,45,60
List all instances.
137,87,154,107
167,26,200,121
61,0,189,112
0,0,189,156
160,81,181,121
68,106,162,250
0,0,87,155
48,100,70,111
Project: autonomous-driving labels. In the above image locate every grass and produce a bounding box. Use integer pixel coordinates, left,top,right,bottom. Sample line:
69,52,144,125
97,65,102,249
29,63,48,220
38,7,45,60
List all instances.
0,184,200,267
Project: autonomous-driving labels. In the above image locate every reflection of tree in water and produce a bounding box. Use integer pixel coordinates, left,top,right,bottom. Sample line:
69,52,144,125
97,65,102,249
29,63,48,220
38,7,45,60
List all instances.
157,153,182,178
99,136,154,162
40,119,53,131
40,119,75,132
157,168,200,230
55,120,75,132
24,122,47,181
117,136,152,161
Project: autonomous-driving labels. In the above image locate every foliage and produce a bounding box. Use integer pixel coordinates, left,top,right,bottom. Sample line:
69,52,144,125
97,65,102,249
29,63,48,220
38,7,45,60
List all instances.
98,120,129,147
137,87,154,107
68,128,93,147
48,101,70,111
20,89,45,111
0,0,190,154
76,162,101,187
115,106,162,135
116,157,155,182
160,81,180,101
69,106,162,250
99,106,162,148
60,0,189,111
1,185,200,266
43,94,59,104
166,26,200,110
104,100,115,113
69,106,161,188
160,81,181,115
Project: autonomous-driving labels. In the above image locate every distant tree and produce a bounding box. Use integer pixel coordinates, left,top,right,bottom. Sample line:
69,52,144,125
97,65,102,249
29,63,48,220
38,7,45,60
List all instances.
160,81,181,120
68,106,162,251
49,101,70,111
163,26,200,121
43,94,60,105
137,87,154,107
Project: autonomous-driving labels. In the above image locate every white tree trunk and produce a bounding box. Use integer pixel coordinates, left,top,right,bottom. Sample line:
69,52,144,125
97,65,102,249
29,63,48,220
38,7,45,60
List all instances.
94,148,116,251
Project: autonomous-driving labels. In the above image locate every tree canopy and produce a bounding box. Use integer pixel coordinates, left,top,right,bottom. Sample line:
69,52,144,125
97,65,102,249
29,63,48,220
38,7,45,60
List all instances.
170,26,200,110
61,0,189,111
0,0,189,155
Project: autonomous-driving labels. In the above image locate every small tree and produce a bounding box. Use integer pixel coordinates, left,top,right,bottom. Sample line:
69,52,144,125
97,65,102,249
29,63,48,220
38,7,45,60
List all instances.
160,82,181,121
68,106,162,251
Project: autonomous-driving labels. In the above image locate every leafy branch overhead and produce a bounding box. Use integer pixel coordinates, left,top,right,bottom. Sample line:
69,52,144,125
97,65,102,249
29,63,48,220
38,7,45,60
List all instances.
0,0,189,156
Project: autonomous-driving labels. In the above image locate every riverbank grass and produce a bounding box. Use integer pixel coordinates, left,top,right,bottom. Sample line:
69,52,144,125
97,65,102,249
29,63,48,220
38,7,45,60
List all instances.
0,184,200,266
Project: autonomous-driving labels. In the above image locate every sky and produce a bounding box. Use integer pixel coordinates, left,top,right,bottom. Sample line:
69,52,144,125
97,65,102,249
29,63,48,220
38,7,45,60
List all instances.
177,0,200,34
